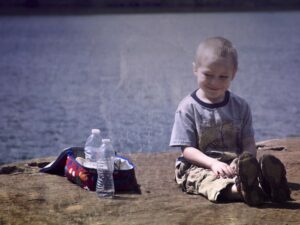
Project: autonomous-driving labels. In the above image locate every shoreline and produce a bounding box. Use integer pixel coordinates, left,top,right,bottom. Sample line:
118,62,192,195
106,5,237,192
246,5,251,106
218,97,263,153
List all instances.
1,136,299,167
1,4,300,16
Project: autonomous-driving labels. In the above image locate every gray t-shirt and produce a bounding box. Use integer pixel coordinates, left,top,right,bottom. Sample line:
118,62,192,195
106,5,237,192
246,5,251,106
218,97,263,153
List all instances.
170,90,254,154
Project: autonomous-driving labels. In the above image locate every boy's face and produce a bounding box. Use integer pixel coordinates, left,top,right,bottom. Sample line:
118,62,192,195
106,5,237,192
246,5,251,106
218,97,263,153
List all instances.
193,54,236,103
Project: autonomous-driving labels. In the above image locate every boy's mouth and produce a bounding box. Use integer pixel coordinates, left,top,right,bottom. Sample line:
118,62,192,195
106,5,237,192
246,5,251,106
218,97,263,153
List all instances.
206,87,221,92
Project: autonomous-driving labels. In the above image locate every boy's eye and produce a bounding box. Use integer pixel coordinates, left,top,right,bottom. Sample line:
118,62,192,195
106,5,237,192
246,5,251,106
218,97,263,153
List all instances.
203,73,213,77
220,75,229,80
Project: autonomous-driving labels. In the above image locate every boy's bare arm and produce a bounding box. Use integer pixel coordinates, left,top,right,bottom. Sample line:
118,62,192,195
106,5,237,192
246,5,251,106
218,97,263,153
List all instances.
182,147,235,178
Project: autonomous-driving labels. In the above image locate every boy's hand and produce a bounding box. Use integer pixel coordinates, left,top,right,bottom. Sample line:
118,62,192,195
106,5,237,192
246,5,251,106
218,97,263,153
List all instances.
182,147,237,178
210,160,235,178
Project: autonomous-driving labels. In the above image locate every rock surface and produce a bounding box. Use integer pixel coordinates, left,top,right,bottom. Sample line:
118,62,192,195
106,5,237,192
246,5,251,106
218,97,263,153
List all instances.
1,138,300,225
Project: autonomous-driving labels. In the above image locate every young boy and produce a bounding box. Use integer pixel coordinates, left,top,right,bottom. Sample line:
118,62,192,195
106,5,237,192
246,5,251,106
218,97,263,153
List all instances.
169,37,291,206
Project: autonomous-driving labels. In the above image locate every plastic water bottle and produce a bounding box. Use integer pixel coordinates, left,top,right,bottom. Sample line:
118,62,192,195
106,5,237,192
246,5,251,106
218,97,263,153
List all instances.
84,129,102,165
96,139,115,198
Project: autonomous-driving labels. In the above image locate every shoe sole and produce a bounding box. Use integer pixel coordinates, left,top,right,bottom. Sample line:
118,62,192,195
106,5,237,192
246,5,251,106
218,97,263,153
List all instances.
260,155,291,202
238,153,264,206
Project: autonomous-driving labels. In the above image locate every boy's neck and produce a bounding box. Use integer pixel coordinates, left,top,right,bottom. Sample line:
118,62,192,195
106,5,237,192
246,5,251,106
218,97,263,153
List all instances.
196,89,226,104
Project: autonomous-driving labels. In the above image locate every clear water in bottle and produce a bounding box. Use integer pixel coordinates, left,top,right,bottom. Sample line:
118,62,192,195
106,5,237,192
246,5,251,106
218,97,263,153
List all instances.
84,129,102,165
96,139,115,198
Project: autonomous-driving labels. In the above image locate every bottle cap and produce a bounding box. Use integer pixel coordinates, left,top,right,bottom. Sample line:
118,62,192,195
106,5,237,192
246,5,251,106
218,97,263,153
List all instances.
102,139,111,144
91,129,100,134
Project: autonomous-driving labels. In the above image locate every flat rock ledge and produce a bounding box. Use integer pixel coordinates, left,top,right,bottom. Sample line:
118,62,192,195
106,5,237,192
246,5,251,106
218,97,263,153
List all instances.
1,138,300,225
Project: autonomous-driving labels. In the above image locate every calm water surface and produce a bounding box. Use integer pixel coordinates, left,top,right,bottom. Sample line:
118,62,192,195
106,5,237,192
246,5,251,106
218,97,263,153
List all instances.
0,11,299,164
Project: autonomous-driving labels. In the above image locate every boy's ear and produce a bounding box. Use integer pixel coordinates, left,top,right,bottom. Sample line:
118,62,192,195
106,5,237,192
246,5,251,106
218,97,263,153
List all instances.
192,62,197,74
231,69,237,80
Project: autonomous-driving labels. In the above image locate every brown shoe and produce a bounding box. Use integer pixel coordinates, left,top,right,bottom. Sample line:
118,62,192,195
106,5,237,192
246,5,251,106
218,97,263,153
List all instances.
259,154,291,203
236,152,265,206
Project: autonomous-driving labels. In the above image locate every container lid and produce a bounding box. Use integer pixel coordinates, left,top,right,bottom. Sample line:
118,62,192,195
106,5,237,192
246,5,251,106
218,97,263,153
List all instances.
91,129,100,134
102,139,111,144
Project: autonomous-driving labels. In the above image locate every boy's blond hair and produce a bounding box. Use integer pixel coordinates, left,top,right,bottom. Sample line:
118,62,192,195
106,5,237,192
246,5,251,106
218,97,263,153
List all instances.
195,37,238,73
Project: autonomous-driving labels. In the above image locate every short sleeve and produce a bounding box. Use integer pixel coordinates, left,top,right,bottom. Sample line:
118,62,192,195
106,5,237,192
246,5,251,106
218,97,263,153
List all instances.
241,102,255,139
169,106,197,148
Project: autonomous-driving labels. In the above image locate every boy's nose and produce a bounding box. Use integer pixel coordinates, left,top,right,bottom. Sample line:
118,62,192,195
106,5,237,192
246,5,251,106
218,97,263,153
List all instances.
208,77,222,87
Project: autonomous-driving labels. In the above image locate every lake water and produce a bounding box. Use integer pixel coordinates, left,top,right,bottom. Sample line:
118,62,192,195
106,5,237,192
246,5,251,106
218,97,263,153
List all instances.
0,11,299,164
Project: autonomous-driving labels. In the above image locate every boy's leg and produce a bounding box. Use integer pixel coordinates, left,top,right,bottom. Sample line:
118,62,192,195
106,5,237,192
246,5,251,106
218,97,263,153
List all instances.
176,153,266,206
259,154,291,202
183,165,236,202
218,158,242,201
236,152,265,206
218,183,242,201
